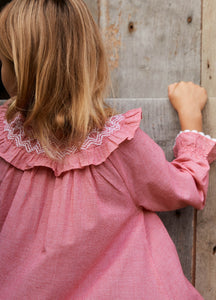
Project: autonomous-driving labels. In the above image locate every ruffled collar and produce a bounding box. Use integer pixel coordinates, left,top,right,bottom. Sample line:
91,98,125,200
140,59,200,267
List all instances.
0,102,142,176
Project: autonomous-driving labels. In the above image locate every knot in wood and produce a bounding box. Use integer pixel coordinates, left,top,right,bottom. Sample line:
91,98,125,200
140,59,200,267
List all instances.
128,21,135,33
187,16,192,24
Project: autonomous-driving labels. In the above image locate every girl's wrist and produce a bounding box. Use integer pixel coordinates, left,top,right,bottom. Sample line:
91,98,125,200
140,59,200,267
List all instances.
178,110,203,131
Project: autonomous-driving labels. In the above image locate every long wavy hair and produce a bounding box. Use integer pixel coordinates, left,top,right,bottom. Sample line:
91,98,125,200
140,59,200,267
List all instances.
0,0,113,158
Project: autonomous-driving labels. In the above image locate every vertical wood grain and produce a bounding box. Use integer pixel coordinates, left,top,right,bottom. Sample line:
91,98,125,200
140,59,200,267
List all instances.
201,0,216,96
195,98,216,299
196,98,216,300
99,0,201,98
196,162,216,299
197,0,216,296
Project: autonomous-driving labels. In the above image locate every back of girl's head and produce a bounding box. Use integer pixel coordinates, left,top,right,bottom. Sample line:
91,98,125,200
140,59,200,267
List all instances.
0,0,113,158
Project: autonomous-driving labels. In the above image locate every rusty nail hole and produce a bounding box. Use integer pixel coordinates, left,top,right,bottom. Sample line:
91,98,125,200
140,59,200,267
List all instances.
213,246,216,255
187,16,192,24
128,21,135,33
207,60,210,69
209,75,212,80
175,210,181,217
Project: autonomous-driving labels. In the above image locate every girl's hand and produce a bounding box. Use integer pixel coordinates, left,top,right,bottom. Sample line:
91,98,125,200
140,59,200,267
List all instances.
168,81,208,131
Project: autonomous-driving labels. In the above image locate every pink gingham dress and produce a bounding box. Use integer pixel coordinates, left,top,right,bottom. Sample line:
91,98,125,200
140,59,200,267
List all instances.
0,102,215,300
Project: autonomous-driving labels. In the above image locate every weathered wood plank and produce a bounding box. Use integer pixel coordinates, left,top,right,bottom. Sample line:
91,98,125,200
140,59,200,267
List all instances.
201,0,216,97
83,0,99,24
196,164,216,299
100,0,201,98
195,104,216,296
197,0,216,297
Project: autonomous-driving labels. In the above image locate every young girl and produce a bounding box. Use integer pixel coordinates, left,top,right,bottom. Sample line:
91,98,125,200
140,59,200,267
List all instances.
0,1,215,299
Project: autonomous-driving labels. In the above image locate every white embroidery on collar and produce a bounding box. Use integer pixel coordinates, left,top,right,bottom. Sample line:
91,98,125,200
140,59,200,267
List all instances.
4,114,124,158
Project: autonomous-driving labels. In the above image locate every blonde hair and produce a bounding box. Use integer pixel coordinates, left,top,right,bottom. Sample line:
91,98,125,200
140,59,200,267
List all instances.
0,0,113,158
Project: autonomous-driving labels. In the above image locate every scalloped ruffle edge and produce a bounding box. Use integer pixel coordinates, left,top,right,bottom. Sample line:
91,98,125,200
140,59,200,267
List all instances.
176,130,216,142
0,104,142,176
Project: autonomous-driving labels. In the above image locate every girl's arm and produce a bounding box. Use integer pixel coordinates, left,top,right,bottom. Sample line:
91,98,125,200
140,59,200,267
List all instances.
111,128,215,212
109,82,216,212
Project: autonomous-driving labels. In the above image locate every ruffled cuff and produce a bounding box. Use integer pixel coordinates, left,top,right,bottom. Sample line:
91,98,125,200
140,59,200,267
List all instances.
174,130,216,164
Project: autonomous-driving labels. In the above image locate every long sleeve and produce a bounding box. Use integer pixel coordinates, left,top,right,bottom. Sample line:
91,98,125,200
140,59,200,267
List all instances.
109,128,216,212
